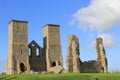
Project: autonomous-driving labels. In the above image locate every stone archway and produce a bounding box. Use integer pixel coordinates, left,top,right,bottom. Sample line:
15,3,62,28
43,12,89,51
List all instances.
20,63,25,73
52,61,56,67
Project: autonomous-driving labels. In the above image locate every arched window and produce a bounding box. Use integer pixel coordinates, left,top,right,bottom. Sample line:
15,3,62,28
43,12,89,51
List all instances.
20,49,22,55
32,44,35,46
19,46,22,55
36,48,39,56
52,61,56,67
29,48,31,56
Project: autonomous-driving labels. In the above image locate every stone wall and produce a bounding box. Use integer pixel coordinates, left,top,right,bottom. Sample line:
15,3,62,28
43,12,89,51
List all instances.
66,35,81,73
80,60,102,73
28,40,46,72
96,38,108,73
7,20,108,74
66,35,108,73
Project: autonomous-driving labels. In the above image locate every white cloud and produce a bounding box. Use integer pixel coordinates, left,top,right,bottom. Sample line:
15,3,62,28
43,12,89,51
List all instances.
71,0,120,32
98,33,116,48
91,33,116,48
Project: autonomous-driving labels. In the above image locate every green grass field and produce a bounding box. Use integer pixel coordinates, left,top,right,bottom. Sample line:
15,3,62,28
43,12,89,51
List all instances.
0,73,120,80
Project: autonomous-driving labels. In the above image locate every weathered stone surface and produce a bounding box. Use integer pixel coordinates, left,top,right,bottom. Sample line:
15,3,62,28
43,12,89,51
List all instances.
80,37,107,73
80,60,102,73
28,40,46,72
50,66,63,73
7,20,63,74
66,35,80,73
43,24,63,72
7,20,108,74
66,36,108,73
7,20,30,74
96,37,108,73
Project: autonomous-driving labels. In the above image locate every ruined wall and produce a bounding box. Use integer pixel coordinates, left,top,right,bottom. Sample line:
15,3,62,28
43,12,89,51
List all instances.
80,60,102,73
28,40,46,72
66,35,80,73
96,38,108,73
66,35,108,73
7,19,108,74
80,37,108,73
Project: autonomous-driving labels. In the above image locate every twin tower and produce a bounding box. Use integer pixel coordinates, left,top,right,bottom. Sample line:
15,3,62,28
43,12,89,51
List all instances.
7,20,108,74
7,20,63,74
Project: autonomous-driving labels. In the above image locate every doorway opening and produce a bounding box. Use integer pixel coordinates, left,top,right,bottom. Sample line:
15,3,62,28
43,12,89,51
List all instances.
52,61,56,67
20,63,25,73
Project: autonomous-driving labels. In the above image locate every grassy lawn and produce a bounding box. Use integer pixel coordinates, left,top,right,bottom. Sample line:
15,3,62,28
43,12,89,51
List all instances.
0,73,120,80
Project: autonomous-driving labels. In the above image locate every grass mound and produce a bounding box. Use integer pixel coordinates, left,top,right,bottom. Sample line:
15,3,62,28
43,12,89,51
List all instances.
0,73,120,80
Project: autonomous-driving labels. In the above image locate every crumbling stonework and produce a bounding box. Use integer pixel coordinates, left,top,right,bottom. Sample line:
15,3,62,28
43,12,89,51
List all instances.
7,20,107,74
66,36,108,73
80,37,107,73
28,40,46,72
80,60,102,73
66,35,80,73
96,38,108,73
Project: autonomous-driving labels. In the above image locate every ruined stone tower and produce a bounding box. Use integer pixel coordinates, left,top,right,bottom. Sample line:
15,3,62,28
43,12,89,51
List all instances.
96,37,108,73
7,19,108,74
66,36,108,73
66,35,80,73
7,20,30,74
43,24,63,72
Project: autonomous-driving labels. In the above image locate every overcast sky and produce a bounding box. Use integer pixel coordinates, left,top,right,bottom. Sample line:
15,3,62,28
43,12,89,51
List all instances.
0,0,120,73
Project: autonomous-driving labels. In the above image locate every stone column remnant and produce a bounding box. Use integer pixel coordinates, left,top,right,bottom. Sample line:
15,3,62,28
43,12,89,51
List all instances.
66,35,80,73
96,37,108,73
